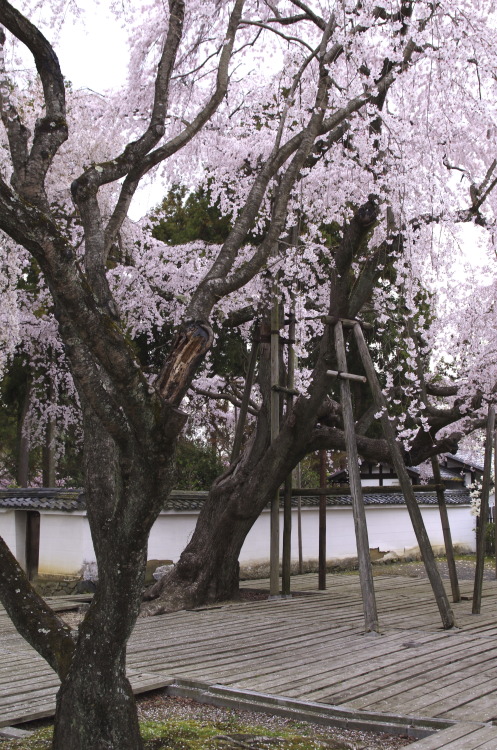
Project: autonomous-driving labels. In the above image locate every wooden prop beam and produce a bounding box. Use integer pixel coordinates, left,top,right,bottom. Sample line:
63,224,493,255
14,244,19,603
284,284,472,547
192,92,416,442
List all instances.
282,310,296,597
353,323,455,630
318,449,327,591
431,457,460,603
473,404,495,614
495,428,497,580
296,463,303,575
323,316,374,330
269,297,281,599
406,319,460,604
334,321,379,632
327,370,367,383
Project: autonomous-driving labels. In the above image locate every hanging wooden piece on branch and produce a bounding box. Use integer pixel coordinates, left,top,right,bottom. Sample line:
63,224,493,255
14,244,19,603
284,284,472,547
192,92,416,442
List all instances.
334,321,379,632
353,322,455,630
472,404,495,614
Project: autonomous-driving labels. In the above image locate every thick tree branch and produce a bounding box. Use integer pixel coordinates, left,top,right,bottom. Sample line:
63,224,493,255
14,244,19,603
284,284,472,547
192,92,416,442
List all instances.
0,535,75,679
0,177,156,443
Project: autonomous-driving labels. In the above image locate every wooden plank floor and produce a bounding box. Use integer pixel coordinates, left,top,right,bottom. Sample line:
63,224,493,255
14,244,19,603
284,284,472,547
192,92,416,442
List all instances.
2,574,497,749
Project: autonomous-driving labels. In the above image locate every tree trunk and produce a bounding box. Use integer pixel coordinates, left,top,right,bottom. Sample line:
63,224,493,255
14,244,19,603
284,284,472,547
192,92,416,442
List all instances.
51,404,179,749
144,479,261,612
53,553,146,750
53,644,141,750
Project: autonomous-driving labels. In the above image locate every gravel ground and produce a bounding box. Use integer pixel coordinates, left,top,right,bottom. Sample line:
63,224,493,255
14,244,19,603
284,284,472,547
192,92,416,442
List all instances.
136,692,413,749
371,556,495,580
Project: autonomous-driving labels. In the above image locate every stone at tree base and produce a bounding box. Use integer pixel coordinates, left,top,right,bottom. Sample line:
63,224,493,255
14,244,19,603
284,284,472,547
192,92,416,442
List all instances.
152,564,174,581
145,559,174,585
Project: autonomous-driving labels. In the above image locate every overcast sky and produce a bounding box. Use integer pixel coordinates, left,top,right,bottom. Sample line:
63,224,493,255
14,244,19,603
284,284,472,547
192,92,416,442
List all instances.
53,7,162,218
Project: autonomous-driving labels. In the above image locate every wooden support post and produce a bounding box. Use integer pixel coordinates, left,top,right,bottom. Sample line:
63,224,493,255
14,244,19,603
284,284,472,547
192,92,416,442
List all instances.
432,464,460,603
406,319,460,603
231,339,259,462
322,316,374,330
282,310,296,598
473,404,495,614
296,463,303,574
326,370,367,383
318,450,327,590
335,321,379,632
494,428,497,580
269,297,281,599
353,323,455,630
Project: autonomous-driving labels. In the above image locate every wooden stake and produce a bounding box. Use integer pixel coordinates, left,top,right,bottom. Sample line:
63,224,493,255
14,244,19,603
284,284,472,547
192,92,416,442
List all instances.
327,370,367,383
269,296,281,598
406,319,460,603
335,321,379,632
353,323,455,630
282,310,296,597
318,450,327,591
431,463,460,603
472,404,495,614
296,463,303,574
494,428,497,580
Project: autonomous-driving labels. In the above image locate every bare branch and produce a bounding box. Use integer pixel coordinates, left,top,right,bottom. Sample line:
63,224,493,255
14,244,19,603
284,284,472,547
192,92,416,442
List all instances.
289,0,326,30
192,385,259,415
0,0,68,205
240,19,315,52
101,0,246,255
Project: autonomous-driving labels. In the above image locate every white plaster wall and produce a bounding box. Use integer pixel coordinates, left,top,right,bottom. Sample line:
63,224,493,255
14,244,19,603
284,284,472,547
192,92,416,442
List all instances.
147,513,198,561
15,511,27,570
148,504,475,566
1,503,476,575
239,504,476,564
38,512,87,576
82,520,96,565
0,510,19,561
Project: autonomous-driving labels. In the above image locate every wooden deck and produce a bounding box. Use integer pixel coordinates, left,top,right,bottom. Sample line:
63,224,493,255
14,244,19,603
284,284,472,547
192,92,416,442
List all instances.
2,573,497,748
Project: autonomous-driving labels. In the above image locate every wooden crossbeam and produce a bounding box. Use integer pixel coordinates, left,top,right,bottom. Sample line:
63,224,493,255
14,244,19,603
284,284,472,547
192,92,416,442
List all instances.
326,369,367,384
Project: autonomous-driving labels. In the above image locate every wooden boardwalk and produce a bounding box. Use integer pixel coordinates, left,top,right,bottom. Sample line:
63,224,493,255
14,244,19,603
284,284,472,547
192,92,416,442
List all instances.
2,574,497,748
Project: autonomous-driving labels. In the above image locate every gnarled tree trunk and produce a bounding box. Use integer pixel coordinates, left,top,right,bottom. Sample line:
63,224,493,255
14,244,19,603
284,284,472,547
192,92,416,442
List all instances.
51,404,180,749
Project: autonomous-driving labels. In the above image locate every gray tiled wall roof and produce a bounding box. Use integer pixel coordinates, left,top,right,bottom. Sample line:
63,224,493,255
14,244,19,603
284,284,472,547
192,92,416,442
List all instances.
0,487,471,512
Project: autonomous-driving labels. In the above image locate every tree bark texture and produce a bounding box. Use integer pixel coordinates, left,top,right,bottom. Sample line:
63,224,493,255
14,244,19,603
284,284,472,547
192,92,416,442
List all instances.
51,404,182,750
